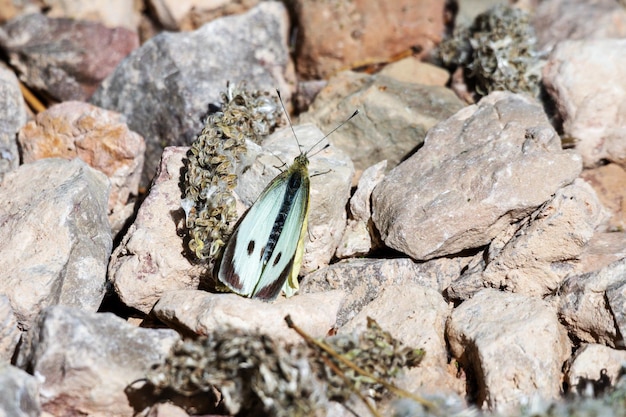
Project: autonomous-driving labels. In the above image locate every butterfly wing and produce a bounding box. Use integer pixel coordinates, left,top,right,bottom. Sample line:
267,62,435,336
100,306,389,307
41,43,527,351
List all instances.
217,171,289,297
252,169,309,300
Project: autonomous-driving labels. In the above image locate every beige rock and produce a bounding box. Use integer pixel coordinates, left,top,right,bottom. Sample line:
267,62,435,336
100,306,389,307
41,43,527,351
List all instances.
578,232,626,274
152,290,344,344
0,65,27,180
302,256,472,327
379,57,450,86
373,91,582,260
294,0,445,79
42,0,142,30
581,163,626,231
16,306,179,417
238,124,354,274
147,402,190,417
336,160,386,258
0,158,111,329
543,39,626,168
559,257,626,348
341,284,463,396
447,289,570,413
108,147,204,314
148,0,260,30
467,179,608,297
18,101,145,235
532,0,626,53
568,344,626,396
0,295,20,363
300,71,465,175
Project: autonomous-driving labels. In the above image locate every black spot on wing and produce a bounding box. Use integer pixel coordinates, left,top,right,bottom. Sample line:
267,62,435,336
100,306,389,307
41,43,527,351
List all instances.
247,240,255,256
254,256,294,301
273,252,282,266
217,232,243,290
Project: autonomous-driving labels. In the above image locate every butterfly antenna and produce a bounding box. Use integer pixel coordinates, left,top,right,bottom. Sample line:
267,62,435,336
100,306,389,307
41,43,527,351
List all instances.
308,109,360,155
276,90,303,151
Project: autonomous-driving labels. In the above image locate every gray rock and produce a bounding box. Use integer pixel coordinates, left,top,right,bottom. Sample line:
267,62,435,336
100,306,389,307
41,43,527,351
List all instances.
0,65,26,180
559,257,626,348
0,158,111,329
447,289,570,413
567,344,626,396
0,13,139,101
372,91,582,260
299,71,465,174
91,2,293,186
0,295,20,363
0,363,41,417
15,305,179,417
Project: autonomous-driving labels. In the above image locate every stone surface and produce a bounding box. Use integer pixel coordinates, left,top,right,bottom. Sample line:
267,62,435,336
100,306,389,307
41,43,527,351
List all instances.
336,160,386,258
18,101,145,235
451,179,608,298
378,57,450,86
0,13,139,101
559,257,626,348
340,284,463,396
15,306,180,417
372,91,582,260
91,2,293,186
0,363,41,417
0,158,111,329
568,344,626,396
532,0,626,53
299,71,465,176
152,290,344,344
108,147,204,314
237,124,354,273
0,65,26,180
0,295,20,362
578,232,626,275
293,0,445,79
0,0,40,24
447,289,570,413
543,39,626,168
581,164,626,231
42,0,142,30
148,0,260,30
302,256,472,327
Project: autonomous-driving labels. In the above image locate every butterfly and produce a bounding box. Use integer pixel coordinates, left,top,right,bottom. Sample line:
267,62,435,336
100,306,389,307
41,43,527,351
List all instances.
216,92,358,301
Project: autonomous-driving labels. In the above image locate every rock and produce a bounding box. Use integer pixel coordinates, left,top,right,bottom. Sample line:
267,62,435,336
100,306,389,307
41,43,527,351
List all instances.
42,0,142,30
378,57,450,86
146,402,190,417
0,158,111,329
0,0,40,24
237,124,354,273
567,344,626,396
0,363,41,417
91,2,293,186
336,160,386,258
581,164,626,231
147,0,260,30
543,39,626,168
299,71,465,175
108,147,204,314
302,256,472,327
340,283,463,396
152,290,344,344
532,0,626,53
447,289,570,413
578,232,626,274
0,295,20,362
372,91,582,260
15,305,180,417
451,179,608,298
18,101,145,235
293,0,445,79
0,64,26,180
0,13,139,101
559,257,626,348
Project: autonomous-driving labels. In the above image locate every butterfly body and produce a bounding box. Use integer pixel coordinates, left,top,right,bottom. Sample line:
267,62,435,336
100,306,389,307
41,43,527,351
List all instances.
217,153,310,301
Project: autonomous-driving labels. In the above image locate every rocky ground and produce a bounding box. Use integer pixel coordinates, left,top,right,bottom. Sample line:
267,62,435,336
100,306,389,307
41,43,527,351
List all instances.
0,0,626,416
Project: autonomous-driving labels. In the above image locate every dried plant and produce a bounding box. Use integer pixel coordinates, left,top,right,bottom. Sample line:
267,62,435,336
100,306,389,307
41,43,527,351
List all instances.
181,82,282,261
438,5,544,98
